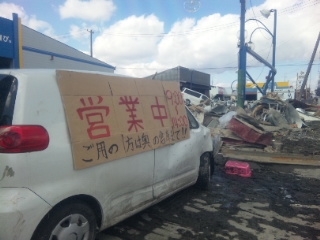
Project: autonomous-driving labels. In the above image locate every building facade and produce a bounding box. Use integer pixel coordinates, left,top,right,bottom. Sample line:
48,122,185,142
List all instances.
148,66,211,97
0,13,115,72
247,81,295,101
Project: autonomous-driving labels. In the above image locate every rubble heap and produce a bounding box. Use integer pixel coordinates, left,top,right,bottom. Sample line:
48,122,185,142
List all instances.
188,93,320,162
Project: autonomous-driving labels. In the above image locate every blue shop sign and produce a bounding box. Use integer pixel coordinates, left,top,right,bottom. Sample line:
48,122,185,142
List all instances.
0,17,14,58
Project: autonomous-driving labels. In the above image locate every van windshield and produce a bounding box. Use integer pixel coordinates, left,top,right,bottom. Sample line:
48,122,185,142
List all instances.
0,75,17,125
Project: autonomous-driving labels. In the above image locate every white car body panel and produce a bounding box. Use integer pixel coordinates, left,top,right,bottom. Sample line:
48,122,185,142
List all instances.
154,123,211,198
0,69,213,240
0,188,52,240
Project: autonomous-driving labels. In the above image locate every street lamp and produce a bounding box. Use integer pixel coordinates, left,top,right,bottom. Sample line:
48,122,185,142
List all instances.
260,9,277,92
238,1,277,106
244,9,277,95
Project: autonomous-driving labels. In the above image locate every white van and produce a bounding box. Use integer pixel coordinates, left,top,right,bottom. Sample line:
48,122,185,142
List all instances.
0,69,213,240
182,87,210,105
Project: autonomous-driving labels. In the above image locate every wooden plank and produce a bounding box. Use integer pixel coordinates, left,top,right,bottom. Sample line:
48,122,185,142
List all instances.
221,148,320,166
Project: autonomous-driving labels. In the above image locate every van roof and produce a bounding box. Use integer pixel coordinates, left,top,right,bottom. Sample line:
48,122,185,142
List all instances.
0,69,128,78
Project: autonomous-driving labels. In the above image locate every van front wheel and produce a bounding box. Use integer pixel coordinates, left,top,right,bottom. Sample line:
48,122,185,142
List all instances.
196,152,212,190
31,201,97,240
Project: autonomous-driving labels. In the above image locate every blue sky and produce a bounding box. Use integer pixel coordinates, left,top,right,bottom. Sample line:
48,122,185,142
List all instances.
1,0,320,91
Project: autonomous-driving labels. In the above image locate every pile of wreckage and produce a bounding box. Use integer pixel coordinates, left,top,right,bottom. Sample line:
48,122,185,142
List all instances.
187,93,320,166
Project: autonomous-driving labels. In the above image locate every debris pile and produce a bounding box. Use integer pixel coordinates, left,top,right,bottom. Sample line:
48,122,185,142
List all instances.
187,93,320,164
280,121,320,155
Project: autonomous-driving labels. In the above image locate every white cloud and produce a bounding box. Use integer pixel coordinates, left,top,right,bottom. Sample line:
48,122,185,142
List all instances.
28,15,56,37
240,0,320,89
59,0,116,21
69,23,100,42
115,61,166,78
94,12,241,78
0,2,26,19
1,0,319,89
0,2,58,40
90,0,319,89
94,14,164,65
157,13,239,70
246,0,320,63
69,24,87,41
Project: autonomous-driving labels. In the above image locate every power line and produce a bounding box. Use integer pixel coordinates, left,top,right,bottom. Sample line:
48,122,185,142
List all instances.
115,62,320,71
54,0,319,40
103,0,319,37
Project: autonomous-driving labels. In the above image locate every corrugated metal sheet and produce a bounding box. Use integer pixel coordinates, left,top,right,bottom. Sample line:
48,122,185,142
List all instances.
22,26,115,72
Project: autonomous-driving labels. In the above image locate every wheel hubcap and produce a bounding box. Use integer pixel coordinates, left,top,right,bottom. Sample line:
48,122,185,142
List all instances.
50,214,90,240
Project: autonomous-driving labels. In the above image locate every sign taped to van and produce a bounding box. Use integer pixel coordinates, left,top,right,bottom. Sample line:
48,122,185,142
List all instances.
57,70,190,170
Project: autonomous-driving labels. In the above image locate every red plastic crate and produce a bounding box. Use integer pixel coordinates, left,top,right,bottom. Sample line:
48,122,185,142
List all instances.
225,160,252,178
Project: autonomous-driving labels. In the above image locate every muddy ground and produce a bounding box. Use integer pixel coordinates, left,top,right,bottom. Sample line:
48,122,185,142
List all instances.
97,158,320,240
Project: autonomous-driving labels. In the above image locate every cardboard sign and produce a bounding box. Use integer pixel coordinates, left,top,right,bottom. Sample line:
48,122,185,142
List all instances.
57,70,190,170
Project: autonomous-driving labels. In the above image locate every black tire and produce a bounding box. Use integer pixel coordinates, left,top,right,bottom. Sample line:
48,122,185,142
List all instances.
196,152,212,190
185,99,191,106
31,201,97,240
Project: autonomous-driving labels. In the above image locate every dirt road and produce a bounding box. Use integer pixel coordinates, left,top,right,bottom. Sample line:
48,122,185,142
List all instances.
97,159,320,240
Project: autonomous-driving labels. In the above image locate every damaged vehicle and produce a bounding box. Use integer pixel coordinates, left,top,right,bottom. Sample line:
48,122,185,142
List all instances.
0,69,213,240
182,87,210,106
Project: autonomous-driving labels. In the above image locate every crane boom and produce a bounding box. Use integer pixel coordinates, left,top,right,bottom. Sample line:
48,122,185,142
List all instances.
299,32,320,100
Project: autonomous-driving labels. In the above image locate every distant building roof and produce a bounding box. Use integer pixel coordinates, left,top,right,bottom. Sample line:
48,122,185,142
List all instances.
146,66,210,88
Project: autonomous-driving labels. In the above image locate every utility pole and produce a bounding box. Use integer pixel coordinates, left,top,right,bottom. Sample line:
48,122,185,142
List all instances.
271,10,277,92
237,0,246,108
87,29,94,57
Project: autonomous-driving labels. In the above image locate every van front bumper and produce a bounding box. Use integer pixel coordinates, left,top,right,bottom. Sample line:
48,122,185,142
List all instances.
0,188,52,240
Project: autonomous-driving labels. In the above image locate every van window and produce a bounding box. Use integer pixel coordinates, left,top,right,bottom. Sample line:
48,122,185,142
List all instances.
184,89,201,98
0,75,17,125
186,108,199,129
201,95,208,100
